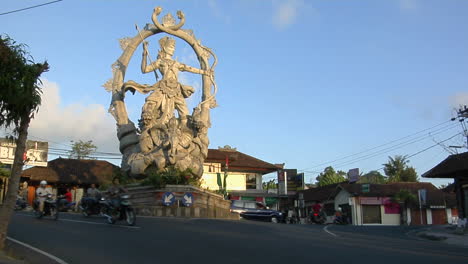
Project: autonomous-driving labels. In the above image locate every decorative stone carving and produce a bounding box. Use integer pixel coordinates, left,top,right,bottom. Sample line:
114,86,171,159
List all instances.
104,7,218,179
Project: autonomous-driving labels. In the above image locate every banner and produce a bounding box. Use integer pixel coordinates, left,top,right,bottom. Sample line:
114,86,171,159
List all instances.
0,139,48,167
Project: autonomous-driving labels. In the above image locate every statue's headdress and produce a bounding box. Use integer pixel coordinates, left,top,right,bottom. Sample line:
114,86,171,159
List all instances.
159,36,175,49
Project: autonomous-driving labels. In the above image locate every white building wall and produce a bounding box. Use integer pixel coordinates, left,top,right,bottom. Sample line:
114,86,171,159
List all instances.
426,209,433,225
407,208,412,225
380,206,400,225
446,208,453,224
334,190,351,210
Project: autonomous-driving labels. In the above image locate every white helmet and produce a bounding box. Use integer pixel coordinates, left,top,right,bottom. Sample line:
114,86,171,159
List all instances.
40,180,47,186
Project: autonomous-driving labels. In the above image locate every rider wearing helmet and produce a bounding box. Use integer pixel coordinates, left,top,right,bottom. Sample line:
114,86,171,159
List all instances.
36,180,52,213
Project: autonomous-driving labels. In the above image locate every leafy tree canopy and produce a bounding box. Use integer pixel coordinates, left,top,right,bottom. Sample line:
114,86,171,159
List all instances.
68,140,97,159
315,166,346,187
383,155,418,182
358,170,387,184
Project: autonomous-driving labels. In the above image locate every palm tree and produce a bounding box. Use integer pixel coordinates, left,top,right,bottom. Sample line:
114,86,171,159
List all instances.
0,36,49,249
383,155,418,182
392,189,417,225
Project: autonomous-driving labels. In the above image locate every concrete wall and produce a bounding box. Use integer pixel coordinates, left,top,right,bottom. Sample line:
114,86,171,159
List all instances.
127,185,238,220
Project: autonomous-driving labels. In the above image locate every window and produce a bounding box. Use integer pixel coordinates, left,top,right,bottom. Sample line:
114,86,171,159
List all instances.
232,200,244,208
246,174,257,189
244,202,256,209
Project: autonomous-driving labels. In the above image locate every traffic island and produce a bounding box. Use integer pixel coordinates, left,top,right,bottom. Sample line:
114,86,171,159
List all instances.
127,185,239,220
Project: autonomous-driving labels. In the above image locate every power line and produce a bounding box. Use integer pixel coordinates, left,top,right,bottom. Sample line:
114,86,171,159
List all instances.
0,0,63,16
371,133,462,173
331,123,459,169
299,120,452,172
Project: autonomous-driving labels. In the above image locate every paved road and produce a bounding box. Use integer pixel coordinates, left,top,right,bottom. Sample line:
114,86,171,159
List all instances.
7,212,468,264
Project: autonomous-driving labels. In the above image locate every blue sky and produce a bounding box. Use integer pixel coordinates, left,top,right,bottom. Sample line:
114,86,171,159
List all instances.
1,0,467,186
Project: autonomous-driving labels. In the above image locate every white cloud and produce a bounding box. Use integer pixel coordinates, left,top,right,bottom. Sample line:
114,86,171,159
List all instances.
399,0,419,11
29,79,120,154
272,0,304,30
450,92,468,108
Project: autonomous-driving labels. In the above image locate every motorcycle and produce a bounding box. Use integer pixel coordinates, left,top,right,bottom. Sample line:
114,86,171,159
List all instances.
79,196,103,217
14,195,27,211
100,194,136,226
33,194,59,220
311,211,326,224
57,195,76,212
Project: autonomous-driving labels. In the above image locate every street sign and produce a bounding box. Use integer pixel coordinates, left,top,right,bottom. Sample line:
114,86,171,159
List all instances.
418,189,427,206
362,184,370,193
162,192,175,206
182,192,194,207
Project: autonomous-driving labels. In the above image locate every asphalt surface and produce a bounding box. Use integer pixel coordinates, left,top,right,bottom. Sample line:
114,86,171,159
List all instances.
7,212,468,264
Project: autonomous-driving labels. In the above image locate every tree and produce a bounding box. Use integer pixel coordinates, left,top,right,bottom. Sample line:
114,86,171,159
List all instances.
315,166,346,187
383,155,418,182
68,140,97,159
262,179,277,190
358,170,387,184
0,35,49,249
392,189,417,225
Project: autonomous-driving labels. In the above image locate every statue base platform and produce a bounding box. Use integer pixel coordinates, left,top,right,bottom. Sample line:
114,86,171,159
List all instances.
126,185,239,220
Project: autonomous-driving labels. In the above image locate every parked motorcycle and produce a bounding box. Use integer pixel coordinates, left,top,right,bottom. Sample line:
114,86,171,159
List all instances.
79,196,103,217
14,195,27,211
100,194,136,226
33,194,59,220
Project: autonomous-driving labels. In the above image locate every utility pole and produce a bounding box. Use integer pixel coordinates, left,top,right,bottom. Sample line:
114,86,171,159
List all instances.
451,105,468,151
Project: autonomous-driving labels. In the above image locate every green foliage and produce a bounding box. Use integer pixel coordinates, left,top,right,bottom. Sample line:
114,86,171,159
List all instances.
68,140,97,159
0,35,49,132
111,167,136,186
262,179,278,190
392,189,417,205
358,170,387,184
0,168,10,177
315,166,347,187
383,155,418,182
141,166,200,188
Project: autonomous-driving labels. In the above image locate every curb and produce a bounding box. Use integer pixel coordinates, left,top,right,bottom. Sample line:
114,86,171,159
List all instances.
4,237,68,264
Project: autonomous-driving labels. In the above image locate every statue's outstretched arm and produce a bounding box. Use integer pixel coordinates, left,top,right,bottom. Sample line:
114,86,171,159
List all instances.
179,63,209,75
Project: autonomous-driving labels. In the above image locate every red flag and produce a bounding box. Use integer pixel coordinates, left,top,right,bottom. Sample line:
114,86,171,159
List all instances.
225,156,229,169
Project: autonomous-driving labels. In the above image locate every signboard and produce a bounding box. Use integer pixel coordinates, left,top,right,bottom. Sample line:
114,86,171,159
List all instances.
362,183,370,193
418,189,427,206
286,169,304,193
0,139,48,167
277,170,287,195
182,192,194,207
347,168,360,183
162,192,175,206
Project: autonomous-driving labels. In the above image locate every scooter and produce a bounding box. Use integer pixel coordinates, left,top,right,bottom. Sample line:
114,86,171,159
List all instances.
100,194,136,226
79,196,103,217
33,194,59,220
311,211,326,224
14,196,27,211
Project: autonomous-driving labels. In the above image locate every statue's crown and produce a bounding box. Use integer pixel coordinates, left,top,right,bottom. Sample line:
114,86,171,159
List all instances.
159,36,175,48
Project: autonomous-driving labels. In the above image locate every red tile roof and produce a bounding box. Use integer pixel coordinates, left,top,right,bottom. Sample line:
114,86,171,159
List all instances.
206,149,280,174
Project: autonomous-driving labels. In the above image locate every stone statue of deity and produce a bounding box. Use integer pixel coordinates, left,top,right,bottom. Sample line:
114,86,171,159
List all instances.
104,7,217,179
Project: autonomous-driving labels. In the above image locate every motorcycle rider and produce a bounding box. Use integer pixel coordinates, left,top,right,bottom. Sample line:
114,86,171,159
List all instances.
107,182,127,209
87,184,101,199
36,180,52,213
